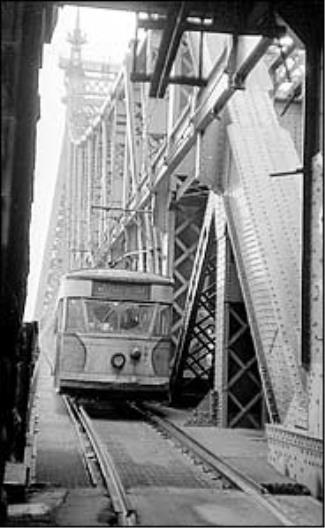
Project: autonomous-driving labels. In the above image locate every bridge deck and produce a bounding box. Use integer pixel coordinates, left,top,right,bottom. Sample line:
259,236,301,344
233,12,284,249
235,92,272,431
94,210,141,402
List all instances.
6,352,323,527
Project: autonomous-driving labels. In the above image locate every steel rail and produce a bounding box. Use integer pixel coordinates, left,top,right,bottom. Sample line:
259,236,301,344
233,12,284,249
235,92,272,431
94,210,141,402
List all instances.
135,403,295,527
132,402,264,493
62,395,98,486
64,397,137,526
77,404,137,526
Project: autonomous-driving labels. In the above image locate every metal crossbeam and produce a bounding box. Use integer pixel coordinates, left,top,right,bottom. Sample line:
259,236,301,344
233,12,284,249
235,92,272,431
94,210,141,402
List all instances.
149,2,189,98
228,391,262,429
225,301,264,428
131,72,207,87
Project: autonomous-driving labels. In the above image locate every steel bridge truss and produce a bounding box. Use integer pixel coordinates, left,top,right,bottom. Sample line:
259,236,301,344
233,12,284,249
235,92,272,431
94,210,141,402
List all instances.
36,11,308,430
171,193,264,427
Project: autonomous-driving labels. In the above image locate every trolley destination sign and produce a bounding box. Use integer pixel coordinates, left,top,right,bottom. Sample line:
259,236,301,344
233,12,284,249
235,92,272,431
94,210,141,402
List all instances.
92,281,151,301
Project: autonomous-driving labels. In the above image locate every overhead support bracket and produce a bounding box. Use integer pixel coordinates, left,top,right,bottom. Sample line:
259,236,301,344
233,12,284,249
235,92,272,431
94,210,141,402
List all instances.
137,17,235,34
194,36,273,132
91,205,152,214
149,2,189,98
269,167,304,177
269,41,296,74
132,4,281,97
131,8,207,90
131,72,207,87
220,35,273,95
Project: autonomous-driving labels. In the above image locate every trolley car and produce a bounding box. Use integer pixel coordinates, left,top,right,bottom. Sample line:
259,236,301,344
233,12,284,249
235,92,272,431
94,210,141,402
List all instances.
53,268,173,398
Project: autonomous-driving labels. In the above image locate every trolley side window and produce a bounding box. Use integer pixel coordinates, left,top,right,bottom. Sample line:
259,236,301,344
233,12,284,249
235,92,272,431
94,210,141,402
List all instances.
152,304,171,336
66,298,87,332
54,299,64,334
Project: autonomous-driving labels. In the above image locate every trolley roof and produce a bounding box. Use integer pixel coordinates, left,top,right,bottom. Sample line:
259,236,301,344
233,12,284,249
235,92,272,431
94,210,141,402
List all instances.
63,268,174,286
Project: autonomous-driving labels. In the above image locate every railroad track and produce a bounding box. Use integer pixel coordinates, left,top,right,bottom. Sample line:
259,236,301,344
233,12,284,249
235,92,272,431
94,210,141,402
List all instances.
133,402,266,494
132,402,297,526
63,396,299,527
63,396,136,526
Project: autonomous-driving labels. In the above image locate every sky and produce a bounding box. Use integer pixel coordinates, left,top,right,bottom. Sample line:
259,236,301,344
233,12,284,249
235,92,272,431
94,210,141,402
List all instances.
24,5,135,321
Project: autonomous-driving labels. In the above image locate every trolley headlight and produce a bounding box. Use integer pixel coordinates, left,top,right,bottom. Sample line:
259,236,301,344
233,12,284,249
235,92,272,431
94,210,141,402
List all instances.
130,348,141,361
111,353,126,370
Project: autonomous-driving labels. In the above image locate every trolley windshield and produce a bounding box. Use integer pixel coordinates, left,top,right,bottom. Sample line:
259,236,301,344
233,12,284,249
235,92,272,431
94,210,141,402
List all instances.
66,298,171,337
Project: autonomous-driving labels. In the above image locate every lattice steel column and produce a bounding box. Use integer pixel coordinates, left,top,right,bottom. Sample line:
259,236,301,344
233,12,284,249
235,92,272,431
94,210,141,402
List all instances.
165,206,175,278
214,203,264,428
152,223,162,275
92,129,102,254
143,211,154,273
80,143,89,266
75,144,83,268
214,198,228,426
66,140,73,270
171,198,206,349
70,142,78,269
111,100,126,208
84,137,91,255
226,301,264,428
181,230,217,400
99,119,107,247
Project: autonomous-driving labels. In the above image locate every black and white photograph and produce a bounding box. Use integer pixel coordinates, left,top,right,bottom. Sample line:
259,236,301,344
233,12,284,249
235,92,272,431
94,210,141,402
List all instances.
1,1,323,526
